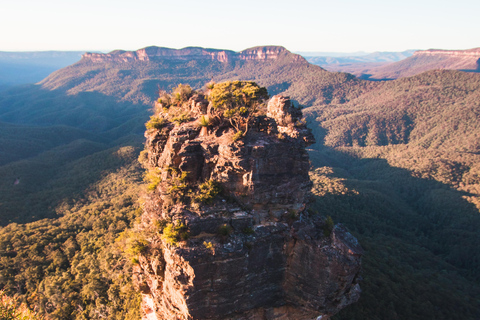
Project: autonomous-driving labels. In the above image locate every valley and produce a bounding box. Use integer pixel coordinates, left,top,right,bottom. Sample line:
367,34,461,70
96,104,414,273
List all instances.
0,45,479,319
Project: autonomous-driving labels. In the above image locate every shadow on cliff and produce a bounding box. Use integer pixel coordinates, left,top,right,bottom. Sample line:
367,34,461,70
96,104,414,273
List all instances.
306,145,480,319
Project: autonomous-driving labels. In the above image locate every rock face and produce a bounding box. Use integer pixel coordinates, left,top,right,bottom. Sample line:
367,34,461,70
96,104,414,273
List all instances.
82,46,297,64
135,89,362,320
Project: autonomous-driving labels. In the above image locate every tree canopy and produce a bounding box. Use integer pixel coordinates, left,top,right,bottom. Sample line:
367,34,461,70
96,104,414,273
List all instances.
207,81,269,134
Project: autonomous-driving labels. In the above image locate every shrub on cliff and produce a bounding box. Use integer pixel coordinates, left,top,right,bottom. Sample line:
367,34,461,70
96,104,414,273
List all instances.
323,216,334,237
193,180,222,204
171,84,193,106
162,221,189,246
145,116,166,130
207,81,269,134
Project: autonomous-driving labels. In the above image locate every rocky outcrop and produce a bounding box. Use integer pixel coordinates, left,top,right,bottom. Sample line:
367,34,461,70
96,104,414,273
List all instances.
82,46,301,64
135,89,362,320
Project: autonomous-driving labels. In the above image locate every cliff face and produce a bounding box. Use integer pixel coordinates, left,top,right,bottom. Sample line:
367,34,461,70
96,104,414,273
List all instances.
135,85,362,320
414,48,480,57
82,46,300,64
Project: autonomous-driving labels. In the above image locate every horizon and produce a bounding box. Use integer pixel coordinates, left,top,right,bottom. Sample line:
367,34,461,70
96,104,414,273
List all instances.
2,0,478,53
1,45,478,57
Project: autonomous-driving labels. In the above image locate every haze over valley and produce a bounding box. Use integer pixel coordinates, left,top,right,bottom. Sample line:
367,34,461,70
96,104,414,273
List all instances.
0,42,480,318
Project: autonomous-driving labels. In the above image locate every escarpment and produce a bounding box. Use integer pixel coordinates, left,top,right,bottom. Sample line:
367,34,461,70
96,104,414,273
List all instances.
81,46,301,64
135,82,362,320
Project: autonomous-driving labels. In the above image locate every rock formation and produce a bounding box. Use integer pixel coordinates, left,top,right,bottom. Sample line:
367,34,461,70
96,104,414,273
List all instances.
134,82,362,320
82,46,302,64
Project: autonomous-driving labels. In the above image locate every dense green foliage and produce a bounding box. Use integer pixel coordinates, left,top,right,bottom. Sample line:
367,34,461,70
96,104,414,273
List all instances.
208,80,269,134
0,146,143,319
0,290,42,320
1,46,480,319
309,155,480,319
162,221,189,246
304,70,480,319
193,180,222,204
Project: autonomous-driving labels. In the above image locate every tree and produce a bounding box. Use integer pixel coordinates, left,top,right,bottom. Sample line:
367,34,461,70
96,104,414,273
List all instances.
207,81,269,135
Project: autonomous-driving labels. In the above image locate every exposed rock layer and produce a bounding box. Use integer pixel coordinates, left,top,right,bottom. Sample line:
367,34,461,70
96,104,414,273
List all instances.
82,46,292,63
136,94,362,319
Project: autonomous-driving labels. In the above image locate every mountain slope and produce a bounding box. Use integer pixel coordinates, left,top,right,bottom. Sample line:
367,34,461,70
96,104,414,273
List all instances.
1,45,480,319
328,48,480,80
38,45,370,107
306,50,416,65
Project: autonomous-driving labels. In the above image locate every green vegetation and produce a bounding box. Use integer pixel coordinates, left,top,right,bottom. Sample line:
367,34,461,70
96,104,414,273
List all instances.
232,130,244,142
162,221,189,246
166,170,189,201
198,115,210,127
145,116,166,130
203,241,214,251
0,146,143,319
0,291,42,320
116,230,149,264
171,83,193,105
1,46,480,320
144,167,162,191
218,224,233,237
309,148,480,319
193,180,222,204
323,216,334,237
301,70,480,319
208,81,269,134
172,113,192,125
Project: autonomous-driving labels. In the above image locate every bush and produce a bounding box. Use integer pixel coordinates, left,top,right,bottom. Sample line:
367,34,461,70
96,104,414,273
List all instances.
144,168,162,191
166,171,189,200
171,84,193,105
162,221,189,246
145,116,166,130
208,81,269,134
0,291,42,320
198,115,211,127
116,231,149,264
232,130,244,142
323,216,334,237
194,180,221,204
138,149,149,167
154,219,168,232
172,113,192,125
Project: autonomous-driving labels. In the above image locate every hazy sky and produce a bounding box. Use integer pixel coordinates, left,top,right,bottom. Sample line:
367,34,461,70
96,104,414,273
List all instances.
1,0,478,53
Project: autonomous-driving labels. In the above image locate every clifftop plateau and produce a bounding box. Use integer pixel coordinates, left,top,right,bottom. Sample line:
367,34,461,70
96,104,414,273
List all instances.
414,47,480,57
134,82,362,319
82,46,297,63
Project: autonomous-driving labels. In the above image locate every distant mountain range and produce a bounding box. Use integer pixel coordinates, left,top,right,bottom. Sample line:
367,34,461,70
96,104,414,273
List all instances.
304,50,416,64
0,51,84,87
1,45,480,320
307,48,480,80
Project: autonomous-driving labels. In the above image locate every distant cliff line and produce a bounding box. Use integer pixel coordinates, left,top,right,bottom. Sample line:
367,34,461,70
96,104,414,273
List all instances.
414,48,480,57
82,46,305,63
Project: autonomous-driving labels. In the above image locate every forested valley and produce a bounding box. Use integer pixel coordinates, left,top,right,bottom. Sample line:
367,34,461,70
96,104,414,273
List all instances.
0,47,479,319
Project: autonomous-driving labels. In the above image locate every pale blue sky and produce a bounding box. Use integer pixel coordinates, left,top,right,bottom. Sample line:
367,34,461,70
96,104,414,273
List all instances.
1,0,478,52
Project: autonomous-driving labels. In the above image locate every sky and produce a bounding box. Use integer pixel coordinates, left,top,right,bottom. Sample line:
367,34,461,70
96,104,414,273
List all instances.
1,0,479,53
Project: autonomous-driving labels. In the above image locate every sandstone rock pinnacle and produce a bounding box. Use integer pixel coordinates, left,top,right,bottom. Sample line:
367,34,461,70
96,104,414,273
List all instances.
134,82,362,320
